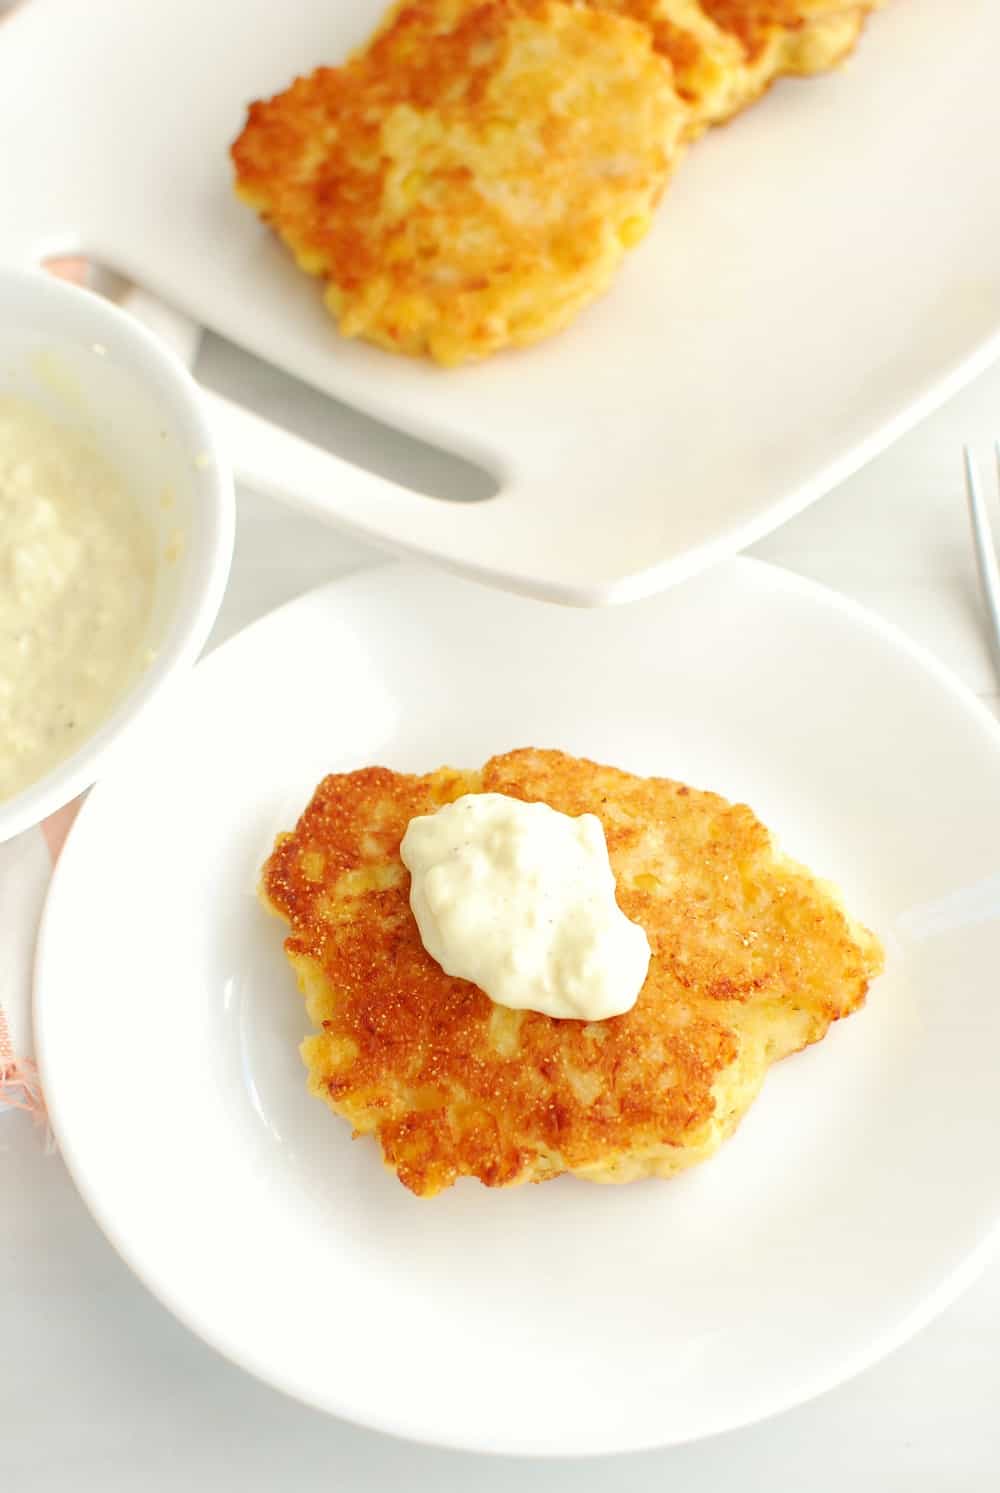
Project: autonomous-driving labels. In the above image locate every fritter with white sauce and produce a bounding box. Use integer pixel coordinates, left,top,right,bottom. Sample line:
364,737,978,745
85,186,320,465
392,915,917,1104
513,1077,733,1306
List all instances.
261,748,883,1197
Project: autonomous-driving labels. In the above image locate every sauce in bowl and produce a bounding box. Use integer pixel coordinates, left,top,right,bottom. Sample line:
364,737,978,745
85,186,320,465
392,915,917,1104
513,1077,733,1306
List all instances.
0,397,155,801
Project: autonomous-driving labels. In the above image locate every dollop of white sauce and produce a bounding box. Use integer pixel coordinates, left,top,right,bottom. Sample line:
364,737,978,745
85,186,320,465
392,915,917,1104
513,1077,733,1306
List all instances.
400,793,651,1021
0,398,155,801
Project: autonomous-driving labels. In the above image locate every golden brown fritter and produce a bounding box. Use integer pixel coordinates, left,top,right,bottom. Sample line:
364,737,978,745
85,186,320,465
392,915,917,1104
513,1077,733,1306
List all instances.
586,0,884,132
261,748,883,1198
231,0,687,365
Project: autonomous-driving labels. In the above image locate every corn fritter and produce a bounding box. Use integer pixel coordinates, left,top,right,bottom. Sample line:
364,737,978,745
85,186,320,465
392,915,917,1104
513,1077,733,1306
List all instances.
261,748,883,1197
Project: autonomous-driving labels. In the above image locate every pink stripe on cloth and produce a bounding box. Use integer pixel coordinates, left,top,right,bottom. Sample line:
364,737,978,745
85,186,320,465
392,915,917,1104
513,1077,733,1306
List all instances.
0,1004,13,1065
41,796,84,863
0,1007,47,1125
43,256,89,286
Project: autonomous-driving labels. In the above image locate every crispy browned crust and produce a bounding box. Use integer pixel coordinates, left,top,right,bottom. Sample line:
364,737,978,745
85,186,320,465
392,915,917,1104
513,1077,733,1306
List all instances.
261,749,883,1197
700,0,872,60
587,1,883,129
231,0,686,364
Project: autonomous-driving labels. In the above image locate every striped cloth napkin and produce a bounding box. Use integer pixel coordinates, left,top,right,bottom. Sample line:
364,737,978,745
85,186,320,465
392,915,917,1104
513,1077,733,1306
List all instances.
0,800,80,1125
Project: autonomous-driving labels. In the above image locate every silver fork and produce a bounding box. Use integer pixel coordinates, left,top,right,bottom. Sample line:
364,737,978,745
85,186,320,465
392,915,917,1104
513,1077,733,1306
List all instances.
963,445,1000,687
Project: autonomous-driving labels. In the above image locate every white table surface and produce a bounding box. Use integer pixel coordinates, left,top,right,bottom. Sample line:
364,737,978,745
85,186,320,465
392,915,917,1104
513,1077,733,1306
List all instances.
5,326,1000,1491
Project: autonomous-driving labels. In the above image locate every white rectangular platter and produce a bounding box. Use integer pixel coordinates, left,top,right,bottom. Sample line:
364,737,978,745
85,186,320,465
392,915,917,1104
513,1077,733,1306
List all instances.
2,0,999,603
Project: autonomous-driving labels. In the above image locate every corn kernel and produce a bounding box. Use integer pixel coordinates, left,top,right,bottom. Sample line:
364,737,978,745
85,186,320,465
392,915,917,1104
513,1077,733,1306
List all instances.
402,169,425,203
618,214,650,248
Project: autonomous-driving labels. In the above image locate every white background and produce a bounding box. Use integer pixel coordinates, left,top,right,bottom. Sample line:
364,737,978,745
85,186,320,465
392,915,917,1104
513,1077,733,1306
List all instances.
3,320,1000,1488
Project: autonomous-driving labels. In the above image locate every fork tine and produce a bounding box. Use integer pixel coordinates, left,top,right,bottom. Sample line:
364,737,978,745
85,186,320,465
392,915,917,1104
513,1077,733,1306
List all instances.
964,445,1000,685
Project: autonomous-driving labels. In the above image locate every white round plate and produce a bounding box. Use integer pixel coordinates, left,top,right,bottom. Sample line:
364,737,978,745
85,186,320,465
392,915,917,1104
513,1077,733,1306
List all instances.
35,560,1000,1457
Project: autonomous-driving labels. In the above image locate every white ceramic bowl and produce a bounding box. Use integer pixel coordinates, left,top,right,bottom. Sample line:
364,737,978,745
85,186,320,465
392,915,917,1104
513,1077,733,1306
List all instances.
0,268,234,843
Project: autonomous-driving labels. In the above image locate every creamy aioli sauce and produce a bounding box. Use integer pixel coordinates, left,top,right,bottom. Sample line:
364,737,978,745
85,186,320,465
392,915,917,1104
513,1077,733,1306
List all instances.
400,792,651,1021
0,398,155,801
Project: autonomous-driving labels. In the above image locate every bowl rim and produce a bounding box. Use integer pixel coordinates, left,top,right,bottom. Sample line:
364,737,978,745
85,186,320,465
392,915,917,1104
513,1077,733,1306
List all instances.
0,266,235,844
